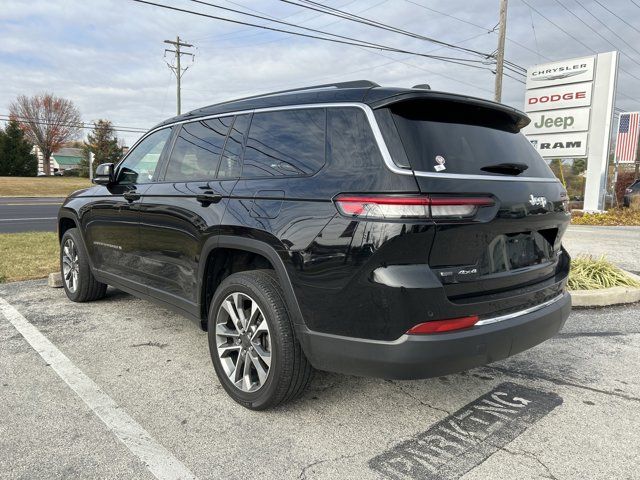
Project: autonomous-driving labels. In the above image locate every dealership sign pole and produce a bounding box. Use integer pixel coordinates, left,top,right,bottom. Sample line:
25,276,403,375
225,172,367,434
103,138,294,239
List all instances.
523,52,618,212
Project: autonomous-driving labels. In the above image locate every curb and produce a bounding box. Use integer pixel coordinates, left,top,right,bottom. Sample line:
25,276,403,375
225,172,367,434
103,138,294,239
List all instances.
570,271,640,307
48,272,63,288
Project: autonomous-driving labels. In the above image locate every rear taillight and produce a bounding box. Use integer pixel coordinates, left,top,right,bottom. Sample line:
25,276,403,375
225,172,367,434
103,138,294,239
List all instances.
406,315,479,334
333,194,494,220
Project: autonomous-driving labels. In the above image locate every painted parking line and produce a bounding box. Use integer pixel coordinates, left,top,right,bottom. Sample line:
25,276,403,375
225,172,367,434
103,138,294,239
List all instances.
0,297,199,480
0,217,57,222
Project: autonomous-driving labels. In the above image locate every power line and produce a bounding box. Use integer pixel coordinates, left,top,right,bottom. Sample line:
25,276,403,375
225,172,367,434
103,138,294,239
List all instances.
592,0,640,35
131,0,497,71
551,0,640,67
190,0,402,50
280,0,525,75
282,0,492,60
527,5,541,63
520,0,640,83
569,0,640,60
0,115,148,134
402,0,545,62
210,0,498,95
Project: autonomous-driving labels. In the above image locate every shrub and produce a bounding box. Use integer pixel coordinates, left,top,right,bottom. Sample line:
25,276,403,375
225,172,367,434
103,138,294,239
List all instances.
571,208,640,226
568,255,640,291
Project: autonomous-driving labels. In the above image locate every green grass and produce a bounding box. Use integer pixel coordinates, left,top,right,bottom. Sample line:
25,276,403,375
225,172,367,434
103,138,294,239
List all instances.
568,255,640,291
0,176,91,197
0,232,59,283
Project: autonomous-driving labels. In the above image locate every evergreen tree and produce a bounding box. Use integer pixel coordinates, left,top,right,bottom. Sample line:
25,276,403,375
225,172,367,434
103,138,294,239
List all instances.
83,120,122,175
0,120,38,176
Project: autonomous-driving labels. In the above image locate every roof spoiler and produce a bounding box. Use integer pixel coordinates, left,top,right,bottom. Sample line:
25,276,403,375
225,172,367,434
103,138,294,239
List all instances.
370,91,531,130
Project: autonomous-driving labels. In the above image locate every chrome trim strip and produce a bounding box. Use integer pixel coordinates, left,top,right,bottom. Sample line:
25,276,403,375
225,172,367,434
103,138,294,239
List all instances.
474,293,566,326
412,170,559,182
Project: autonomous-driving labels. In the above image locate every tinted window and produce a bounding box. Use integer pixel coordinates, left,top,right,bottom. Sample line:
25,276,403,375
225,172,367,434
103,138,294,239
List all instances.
389,100,555,178
327,107,383,168
218,114,250,179
242,109,326,178
164,117,232,181
117,128,171,184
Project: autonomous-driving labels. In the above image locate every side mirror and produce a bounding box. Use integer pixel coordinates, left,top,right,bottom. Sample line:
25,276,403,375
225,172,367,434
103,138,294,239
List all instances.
93,163,114,185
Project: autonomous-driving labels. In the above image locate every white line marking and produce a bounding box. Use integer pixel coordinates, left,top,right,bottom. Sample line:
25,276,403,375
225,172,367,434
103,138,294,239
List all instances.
0,297,199,480
0,217,56,222
1,203,62,206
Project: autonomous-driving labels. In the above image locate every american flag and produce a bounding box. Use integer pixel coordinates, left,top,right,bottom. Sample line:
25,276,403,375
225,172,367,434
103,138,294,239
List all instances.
615,112,640,164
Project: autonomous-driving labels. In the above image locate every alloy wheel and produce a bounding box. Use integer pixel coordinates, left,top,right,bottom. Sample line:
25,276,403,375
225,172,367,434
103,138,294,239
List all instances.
61,238,79,293
215,292,272,392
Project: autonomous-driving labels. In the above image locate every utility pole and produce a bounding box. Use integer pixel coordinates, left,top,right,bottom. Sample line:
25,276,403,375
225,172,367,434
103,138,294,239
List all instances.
164,36,195,115
494,0,508,103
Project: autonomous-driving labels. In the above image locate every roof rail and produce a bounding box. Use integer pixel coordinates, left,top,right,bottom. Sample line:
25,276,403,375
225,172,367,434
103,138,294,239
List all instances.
253,80,379,99
207,80,380,109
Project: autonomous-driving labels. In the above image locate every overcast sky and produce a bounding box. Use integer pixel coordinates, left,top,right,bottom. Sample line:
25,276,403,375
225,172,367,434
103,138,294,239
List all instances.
1,0,639,146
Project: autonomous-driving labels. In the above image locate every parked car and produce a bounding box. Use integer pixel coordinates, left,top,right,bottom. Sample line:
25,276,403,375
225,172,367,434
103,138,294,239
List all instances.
57,81,572,409
623,179,640,207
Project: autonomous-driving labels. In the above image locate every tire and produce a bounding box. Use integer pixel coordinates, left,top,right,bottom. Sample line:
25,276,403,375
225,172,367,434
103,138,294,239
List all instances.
207,270,313,410
60,228,107,302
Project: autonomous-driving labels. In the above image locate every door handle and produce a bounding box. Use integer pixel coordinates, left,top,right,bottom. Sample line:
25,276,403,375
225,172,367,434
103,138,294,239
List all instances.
196,191,223,207
123,191,141,202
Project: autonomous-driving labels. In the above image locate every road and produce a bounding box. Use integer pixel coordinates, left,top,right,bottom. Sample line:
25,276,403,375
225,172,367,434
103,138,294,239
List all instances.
1,279,639,479
0,197,63,233
563,225,640,273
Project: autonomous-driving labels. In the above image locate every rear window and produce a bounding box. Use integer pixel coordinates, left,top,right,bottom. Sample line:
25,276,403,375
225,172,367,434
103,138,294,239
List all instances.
386,101,555,178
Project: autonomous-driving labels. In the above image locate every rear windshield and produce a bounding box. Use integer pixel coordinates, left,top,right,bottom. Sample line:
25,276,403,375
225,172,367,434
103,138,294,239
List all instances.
386,100,555,178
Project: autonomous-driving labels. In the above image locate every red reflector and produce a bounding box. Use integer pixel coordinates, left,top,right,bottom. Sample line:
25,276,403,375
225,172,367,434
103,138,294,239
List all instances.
406,315,479,334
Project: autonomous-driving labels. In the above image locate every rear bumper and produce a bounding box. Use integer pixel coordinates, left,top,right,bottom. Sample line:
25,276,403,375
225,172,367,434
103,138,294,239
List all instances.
297,292,571,379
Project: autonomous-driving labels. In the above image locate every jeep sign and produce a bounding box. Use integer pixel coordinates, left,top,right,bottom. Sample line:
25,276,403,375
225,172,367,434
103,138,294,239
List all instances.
522,107,591,135
523,52,618,212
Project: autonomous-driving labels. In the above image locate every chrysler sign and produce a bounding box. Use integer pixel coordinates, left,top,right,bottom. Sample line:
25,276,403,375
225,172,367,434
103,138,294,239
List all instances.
526,56,595,88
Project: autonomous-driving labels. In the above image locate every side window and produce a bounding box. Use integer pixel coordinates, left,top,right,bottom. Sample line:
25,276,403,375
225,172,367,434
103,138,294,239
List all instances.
242,108,326,178
117,128,171,185
164,117,233,182
327,107,383,169
218,114,250,179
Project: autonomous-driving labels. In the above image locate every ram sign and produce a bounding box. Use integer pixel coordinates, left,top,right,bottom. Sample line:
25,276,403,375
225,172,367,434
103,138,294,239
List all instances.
524,52,618,211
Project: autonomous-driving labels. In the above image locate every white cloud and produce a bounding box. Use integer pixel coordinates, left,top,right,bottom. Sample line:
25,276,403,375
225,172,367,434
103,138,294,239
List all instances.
1,0,639,145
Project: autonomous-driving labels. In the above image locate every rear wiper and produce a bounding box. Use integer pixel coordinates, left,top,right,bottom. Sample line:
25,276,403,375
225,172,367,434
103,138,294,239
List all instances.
481,162,529,175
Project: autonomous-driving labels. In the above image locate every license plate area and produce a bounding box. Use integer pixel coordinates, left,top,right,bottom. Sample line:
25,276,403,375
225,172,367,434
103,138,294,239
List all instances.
486,230,556,273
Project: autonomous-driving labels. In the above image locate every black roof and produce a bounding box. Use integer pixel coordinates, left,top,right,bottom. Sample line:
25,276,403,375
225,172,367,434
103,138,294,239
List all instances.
153,80,530,130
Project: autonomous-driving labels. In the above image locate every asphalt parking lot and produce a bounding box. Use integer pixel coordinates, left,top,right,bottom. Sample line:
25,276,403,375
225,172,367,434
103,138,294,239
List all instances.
2,276,639,480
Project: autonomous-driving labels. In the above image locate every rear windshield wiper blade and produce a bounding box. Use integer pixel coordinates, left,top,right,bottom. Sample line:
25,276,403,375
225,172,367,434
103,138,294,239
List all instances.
480,162,529,175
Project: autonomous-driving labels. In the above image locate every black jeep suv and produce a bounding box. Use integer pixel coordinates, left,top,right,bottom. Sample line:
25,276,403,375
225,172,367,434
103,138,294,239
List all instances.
58,81,571,409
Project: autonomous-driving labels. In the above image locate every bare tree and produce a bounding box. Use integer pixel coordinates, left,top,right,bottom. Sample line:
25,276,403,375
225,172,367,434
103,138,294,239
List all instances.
9,93,82,175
